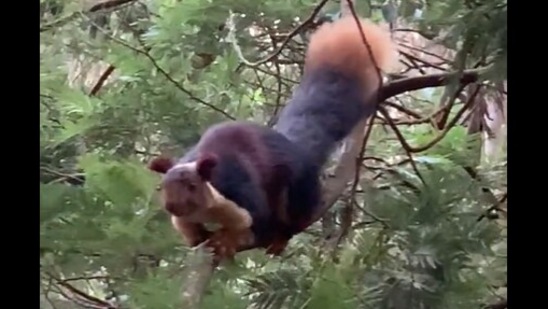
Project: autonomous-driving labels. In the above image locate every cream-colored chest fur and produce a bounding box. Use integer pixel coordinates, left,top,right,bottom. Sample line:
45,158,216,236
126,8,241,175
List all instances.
181,182,252,231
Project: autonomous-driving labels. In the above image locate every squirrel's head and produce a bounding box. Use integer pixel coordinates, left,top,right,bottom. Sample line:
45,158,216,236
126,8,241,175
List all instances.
148,153,219,218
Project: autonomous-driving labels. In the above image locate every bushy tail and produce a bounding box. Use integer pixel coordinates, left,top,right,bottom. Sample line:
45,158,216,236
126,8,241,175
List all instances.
305,17,398,85
274,17,398,166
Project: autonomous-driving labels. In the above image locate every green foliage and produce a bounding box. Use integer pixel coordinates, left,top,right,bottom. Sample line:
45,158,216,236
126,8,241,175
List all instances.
40,0,506,308
419,0,506,77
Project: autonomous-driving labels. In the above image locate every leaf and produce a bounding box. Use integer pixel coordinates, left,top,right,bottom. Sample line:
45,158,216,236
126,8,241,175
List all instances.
306,266,357,309
77,153,158,210
40,183,74,223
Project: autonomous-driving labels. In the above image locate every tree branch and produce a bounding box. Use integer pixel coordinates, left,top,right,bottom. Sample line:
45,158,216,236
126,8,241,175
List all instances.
88,0,137,13
90,65,116,96
89,21,236,120
227,0,329,67
179,248,216,309
380,68,482,101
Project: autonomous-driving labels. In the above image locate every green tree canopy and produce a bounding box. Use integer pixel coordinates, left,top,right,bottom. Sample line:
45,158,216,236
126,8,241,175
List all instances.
40,0,506,308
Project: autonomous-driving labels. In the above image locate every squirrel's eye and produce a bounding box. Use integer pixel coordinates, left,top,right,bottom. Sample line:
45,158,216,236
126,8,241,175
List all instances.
187,183,197,191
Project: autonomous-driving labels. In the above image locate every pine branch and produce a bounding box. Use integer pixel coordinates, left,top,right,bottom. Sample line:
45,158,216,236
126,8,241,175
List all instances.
180,247,216,309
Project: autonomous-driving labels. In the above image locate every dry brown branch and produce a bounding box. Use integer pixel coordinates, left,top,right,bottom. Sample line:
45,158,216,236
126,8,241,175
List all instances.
435,83,467,129
45,271,116,309
90,65,116,96
381,99,462,127
380,68,482,101
400,50,447,72
397,42,453,65
40,166,85,185
383,101,422,119
377,107,426,184
269,51,285,125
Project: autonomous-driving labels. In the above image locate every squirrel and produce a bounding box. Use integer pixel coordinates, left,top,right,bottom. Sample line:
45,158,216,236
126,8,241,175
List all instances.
149,121,303,260
148,16,398,261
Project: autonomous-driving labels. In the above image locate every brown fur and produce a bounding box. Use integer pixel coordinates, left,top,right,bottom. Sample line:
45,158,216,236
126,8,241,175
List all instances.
170,216,211,246
197,123,291,219
148,156,174,174
265,237,290,256
182,123,293,255
207,228,255,259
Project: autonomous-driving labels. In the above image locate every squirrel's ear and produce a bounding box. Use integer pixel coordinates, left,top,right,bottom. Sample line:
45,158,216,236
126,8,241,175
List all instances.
148,156,175,174
196,153,218,180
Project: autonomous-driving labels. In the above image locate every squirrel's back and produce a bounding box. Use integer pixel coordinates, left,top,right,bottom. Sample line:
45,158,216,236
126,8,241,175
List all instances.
274,17,398,166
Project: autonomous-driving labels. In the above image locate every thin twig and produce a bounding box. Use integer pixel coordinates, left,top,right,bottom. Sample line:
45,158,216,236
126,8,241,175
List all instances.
46,272,115,309
409,84,482,152
383,101,422,119
378,106,426,185
90,65,116,96
40,166,85,185
87,19,235,120
435,83,467,129
346,0,383,83
227,0,329,67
